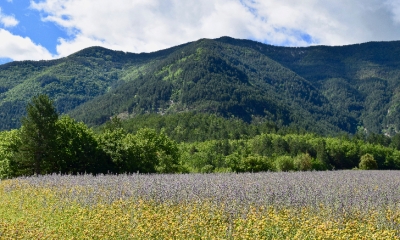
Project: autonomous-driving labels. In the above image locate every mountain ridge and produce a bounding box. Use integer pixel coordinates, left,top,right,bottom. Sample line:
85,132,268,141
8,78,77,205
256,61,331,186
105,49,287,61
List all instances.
1,37,399,135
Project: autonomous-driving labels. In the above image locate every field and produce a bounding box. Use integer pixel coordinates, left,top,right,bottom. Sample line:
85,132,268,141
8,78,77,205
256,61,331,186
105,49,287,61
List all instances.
1,171,400,239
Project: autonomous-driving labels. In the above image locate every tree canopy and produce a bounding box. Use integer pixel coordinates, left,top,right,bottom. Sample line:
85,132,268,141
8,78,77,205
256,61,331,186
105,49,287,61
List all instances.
12,95,59,175
3,95,180,178
1,94,400,179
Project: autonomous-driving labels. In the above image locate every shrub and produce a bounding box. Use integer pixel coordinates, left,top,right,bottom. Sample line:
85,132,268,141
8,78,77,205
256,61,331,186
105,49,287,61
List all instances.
201,164,214,173
239,154,272,172
311,158,329,171
293,153,312,171
359,153,378,170
275,155,295,172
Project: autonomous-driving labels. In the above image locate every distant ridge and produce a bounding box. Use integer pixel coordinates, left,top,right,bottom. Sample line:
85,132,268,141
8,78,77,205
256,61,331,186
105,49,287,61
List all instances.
1,37,400,135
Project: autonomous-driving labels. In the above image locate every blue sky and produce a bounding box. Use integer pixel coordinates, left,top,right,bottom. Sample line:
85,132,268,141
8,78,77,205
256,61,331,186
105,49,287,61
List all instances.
1,0,400,63
1,1,67,54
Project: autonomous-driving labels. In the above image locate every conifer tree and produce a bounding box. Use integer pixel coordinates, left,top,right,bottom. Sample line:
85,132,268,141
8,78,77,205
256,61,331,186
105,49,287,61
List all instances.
13,95,59,175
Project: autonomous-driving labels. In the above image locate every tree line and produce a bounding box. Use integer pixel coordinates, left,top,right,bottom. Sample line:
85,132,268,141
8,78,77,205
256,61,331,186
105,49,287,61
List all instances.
179,133,400,173
0,95,180,178
1,95,400,179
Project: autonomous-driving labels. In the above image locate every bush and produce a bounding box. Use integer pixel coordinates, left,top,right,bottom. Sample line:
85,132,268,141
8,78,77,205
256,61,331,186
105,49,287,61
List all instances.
293,153,312,171
275,155,295,172
239,154,272,172
201,164,214,173
359,153,378,170
311,158,329,171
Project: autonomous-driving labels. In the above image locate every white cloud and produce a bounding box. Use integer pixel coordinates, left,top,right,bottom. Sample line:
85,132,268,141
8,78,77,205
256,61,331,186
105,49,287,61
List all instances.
30,0,400,57
0,8,51,61
243,0,400,46
0,8,18,27
386,0,400,24
0,29,53,61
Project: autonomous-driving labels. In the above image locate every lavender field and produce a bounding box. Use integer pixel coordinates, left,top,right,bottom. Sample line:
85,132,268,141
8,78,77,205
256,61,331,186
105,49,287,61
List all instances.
1,171,400,239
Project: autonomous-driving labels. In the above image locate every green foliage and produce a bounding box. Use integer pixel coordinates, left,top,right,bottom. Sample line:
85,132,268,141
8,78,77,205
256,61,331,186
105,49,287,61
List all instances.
97,128,180,174
238,154,273,172
69,39,350,135
359,153,378,170
113,112,279,142
130,128,180,173
11,95,59,175
3,95,180,178
55,115,108,174
103,116,123,131
4,68,400,178
0,130,20,179
0,47,158,129
177,132,400,173
310,158,328,171
293,153,312,171
2,38,400,136
315,139,329,169
275,156,295,172
96,128,128,173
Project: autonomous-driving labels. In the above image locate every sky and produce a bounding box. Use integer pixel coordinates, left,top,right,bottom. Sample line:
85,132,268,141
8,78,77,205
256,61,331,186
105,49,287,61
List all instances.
1,0,400,64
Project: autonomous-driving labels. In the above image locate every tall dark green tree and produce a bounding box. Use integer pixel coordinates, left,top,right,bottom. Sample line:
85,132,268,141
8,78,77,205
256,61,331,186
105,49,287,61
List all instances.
316,139,329,169
13,95,59,175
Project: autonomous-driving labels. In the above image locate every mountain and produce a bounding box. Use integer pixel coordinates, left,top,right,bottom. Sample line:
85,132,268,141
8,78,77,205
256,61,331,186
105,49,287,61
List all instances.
1,37,400,135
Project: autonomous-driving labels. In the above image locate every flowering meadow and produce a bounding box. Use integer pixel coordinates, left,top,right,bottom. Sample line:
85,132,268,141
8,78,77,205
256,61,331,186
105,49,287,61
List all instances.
1,171,400,239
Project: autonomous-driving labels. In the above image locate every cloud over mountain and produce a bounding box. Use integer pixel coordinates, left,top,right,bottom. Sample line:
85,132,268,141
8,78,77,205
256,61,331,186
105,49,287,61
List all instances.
30,0,400,58
1,0,400,61
0,29,52,61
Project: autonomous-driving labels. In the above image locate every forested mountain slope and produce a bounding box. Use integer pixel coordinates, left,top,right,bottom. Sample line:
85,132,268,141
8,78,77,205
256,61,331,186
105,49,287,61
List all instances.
0,44,188,129
215,37,400,134
1,37,400,135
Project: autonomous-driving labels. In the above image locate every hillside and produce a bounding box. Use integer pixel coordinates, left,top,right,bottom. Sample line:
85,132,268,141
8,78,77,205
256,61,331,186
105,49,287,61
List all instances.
1,37,400,135
0,44,188,129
